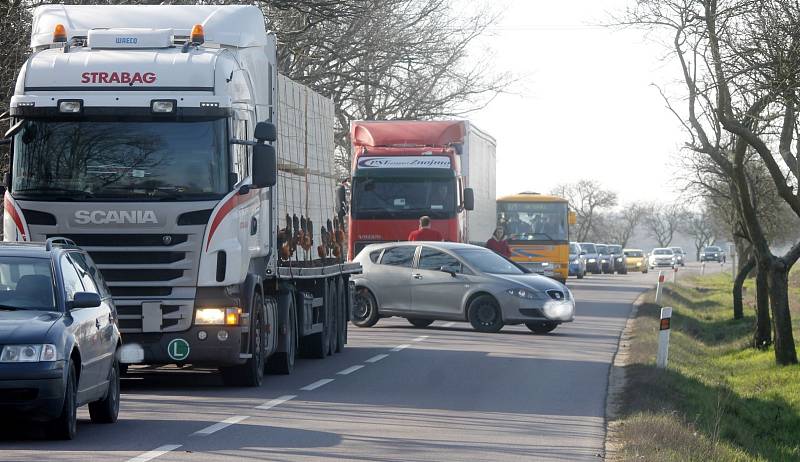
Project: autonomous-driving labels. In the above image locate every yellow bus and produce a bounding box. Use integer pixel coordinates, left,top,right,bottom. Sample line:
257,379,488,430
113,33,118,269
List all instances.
496,192,575,283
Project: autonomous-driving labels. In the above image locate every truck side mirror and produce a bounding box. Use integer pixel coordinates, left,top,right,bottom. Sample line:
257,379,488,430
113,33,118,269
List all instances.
252,144,277,188
463,188,475,211
254,122,276,143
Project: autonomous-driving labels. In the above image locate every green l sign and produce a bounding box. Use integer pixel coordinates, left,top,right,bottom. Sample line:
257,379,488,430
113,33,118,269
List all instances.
167,338,190,361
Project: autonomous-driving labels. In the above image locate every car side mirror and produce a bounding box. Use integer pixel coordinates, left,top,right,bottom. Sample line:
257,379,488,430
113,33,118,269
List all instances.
254,122,276,142
252,143,277,188
580,251,586,255
71,292,101,309
463,188,475,211
440,265,459,277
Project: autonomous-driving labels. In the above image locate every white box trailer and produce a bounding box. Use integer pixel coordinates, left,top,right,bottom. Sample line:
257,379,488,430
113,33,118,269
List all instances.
4,5,359,386
463,123,497,245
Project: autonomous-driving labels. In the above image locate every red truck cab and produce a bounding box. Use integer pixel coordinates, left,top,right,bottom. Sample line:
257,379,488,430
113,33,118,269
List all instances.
348,121,475,259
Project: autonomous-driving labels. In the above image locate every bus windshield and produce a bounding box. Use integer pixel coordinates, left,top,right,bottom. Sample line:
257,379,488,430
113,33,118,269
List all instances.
497,201,568,242
12,118,229,201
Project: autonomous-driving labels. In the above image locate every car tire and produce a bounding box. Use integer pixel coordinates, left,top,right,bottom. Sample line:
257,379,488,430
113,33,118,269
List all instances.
352,287,379,328
49,360,78,440
406,318,434,328
221,294,265,386
577,271,584,279
266,294,297,375
642,268,648,274
89,355,120,424
620,268,628,275
467,295,503,333
526,321,558,334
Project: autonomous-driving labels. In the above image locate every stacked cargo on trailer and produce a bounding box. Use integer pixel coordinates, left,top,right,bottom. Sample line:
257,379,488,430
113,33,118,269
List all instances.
348,120,496,258
4,4,358,387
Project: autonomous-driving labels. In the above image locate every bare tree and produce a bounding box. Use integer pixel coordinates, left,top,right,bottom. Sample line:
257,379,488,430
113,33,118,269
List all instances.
551,180,617,242
604,203,647,248
684,208,715,261
642,203,688,248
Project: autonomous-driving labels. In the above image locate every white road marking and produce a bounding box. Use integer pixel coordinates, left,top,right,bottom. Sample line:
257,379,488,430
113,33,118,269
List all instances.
127,444,182,462
337,365,365,375
256,394,296,410
193,415,249,436
442,322,456,327
412,335,429,342
392,344,411,351
300,378,334,391
365,353,389,363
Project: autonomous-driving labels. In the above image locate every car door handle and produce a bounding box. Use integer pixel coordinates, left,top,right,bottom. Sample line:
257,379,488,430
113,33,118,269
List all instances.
95,318,101,329
413,273,422,279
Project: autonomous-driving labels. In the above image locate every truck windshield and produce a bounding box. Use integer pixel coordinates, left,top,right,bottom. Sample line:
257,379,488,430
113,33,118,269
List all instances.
351,177,456,219
12,118,229,201
497,201,569,242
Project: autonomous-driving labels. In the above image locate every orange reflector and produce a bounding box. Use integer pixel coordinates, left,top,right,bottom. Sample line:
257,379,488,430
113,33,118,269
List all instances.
225,308,241,326
660,318,671,330
53,24,67,43
190,24,205,44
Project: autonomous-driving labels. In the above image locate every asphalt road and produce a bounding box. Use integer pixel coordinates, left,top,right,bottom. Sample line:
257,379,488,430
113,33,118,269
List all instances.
1,265,720,461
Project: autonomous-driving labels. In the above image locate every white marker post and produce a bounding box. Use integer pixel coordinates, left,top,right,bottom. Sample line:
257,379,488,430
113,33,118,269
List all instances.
672,266,678,283
701,262,706,276
657,307,672,369
655,271,664,304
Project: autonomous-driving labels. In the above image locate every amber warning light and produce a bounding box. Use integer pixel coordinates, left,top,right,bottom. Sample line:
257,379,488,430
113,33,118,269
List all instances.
191,24,205,44
53,24,67,43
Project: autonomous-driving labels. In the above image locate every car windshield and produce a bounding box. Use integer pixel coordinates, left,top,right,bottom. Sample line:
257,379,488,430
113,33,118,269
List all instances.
706,247,720,251
497,201,569,242
453,248,524,275
608,245,622,253
653,249,673,255
671,248,683,254
12,118,229,201
569,243,580,254
580,243,596,253
624,250,643,257
0,257,56,311
351,176,456,219
596,245,608,253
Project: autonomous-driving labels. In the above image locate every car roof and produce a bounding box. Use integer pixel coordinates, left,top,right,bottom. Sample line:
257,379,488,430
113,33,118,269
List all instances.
361,241,484,253
0,241,80,259
623,248,643,251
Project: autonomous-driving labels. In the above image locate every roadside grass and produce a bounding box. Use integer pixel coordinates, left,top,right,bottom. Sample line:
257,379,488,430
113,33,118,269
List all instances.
612,271,800,462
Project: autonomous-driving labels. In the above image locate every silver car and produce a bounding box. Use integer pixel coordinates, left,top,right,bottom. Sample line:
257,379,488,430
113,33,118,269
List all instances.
350,242,575,334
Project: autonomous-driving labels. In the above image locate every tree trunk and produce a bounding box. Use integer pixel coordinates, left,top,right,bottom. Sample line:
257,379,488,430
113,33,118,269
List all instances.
733,257,754,320
767,262,798,365
753,262,772,349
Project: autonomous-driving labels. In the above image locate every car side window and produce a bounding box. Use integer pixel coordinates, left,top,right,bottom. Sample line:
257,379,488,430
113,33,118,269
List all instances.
418,247,461,272
70,252,106,297
60,255,85,302
369,250,382,263
380,246,416,267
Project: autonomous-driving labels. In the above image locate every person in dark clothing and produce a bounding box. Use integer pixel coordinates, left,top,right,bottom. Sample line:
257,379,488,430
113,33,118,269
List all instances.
408,216,444,241
486,227,511,257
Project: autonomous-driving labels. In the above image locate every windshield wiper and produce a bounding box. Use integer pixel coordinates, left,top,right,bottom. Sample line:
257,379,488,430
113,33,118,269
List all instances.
14,187,95,199
0,305,20,311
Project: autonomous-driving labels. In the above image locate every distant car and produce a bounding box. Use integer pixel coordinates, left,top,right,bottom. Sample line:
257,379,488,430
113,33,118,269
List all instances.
595,244,612,274
0,239,120,440
351,242,575,334
623,249,648,273
568,242,586,279
578,242,601,274
607,245,627,274
700,245,726,263
648,248,676,269
670,247,686,266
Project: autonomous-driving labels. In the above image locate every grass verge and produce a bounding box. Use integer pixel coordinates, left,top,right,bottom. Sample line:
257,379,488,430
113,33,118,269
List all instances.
609,270,800,461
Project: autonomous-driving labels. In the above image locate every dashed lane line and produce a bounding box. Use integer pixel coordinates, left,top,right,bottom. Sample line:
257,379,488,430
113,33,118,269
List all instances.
365,353,389,363
127,444,182,462
337,365,365,375
193,415,250,436
442,322,456,327
412,335,429,342
300,378,335,391
256,394,296,410
391,344,411,352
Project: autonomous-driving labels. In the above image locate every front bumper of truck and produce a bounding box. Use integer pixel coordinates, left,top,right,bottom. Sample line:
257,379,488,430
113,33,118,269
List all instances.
120,327,246,367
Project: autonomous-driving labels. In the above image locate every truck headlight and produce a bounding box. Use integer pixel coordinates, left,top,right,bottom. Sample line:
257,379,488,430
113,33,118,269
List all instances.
195,307,241,326
0,344,57,362
506,288,540,300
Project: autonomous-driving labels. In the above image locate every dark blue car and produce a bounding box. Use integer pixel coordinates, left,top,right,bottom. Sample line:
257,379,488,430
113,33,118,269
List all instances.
0,238,120,439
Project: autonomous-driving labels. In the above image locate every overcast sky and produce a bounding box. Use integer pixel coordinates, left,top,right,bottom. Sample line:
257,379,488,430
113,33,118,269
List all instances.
469,0,687,206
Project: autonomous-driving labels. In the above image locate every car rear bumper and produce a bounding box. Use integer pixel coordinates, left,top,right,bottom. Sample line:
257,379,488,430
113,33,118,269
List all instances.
120,327,245,367
0,362,66,420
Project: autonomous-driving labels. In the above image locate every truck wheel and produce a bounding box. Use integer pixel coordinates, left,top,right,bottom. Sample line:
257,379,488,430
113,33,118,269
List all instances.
49,360,77,440
577,270,584,279
335,277,346,353
467,295,503,333
406,318,434,328
526,321,558,334
303,281,331,359
221,293,265,387
89,355,120,424
352,287,379,327
266,293,296,375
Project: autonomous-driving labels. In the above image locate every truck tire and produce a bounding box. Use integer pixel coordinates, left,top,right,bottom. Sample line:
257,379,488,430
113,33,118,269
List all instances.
335,277,346,353
220,293,266,387
266,293,296,375
89,355,120,424
49,360,77,440
352,287,379,327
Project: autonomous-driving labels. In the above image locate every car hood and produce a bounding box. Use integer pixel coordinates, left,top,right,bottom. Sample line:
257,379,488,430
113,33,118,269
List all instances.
0,311,62,344
583,253,599,259
488,272,567,293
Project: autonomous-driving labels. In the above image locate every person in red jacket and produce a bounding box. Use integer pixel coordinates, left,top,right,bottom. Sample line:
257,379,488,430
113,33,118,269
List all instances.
408,216,443,241
486,226,511,258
